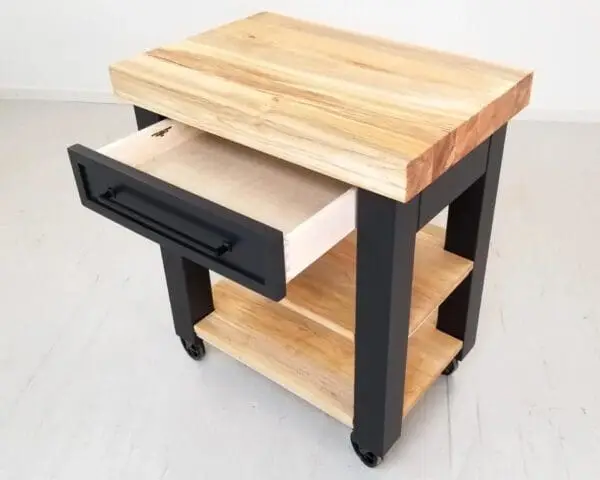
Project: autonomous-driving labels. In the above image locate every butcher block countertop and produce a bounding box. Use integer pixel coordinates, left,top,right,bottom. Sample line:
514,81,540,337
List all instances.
109,12,533,202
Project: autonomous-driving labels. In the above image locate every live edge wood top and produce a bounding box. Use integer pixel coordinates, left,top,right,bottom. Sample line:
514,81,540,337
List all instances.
110,12,533,202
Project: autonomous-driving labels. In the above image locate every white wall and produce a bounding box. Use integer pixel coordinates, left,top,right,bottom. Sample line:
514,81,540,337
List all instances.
1,0,599,120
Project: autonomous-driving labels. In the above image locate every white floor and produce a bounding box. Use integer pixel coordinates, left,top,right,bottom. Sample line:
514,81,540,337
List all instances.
0,100,599,480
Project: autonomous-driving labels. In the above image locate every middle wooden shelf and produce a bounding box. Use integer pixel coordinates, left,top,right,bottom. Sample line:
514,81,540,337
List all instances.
282,224,473,340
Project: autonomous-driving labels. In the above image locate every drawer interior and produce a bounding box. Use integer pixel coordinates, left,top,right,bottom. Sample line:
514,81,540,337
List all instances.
99,119,356,281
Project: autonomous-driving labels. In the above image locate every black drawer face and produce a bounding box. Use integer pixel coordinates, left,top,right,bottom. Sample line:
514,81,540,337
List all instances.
68,145,286,299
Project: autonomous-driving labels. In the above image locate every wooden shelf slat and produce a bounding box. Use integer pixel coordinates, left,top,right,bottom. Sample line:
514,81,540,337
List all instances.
281,224,472,340
195,280,463,426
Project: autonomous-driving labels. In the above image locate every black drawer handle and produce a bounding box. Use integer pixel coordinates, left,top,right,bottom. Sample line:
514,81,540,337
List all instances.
100,188,234,258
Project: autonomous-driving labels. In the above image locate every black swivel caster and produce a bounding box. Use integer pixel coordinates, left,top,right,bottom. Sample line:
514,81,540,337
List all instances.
180,337,206,361
442,357,459,376
351,435,382,468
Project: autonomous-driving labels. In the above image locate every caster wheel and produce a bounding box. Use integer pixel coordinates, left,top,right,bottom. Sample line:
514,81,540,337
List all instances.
442,358,459,376
180,337,206,361
351,438,382,468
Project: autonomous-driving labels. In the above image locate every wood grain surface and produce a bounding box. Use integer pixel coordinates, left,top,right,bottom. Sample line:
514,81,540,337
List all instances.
195,280,463,426
281,224,471,340
110,12,532,202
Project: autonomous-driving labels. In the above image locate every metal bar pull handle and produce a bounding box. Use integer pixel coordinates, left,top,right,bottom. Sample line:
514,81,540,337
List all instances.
99,187,234,258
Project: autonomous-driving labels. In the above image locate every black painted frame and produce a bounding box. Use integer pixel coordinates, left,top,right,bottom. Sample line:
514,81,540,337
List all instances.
134,106,165,130
161,247,214,342
352,189,419,457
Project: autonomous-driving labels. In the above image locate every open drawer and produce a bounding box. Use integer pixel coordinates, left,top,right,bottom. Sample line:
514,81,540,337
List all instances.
68,119,356,300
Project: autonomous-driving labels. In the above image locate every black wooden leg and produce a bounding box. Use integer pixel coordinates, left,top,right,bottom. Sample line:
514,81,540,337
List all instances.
134,106,165,129
133,106,214,345
437,125,508,359
161,247,214,343
352,189,420,460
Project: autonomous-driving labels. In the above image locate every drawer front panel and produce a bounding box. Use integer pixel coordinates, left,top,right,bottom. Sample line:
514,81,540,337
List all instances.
68,145,286,299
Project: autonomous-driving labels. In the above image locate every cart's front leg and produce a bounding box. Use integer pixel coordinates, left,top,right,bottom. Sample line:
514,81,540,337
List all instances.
161,248,214,360
351,189,420,465
133,105,215,359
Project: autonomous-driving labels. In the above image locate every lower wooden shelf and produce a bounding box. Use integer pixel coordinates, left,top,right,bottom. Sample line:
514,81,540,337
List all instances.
195,226,465,426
